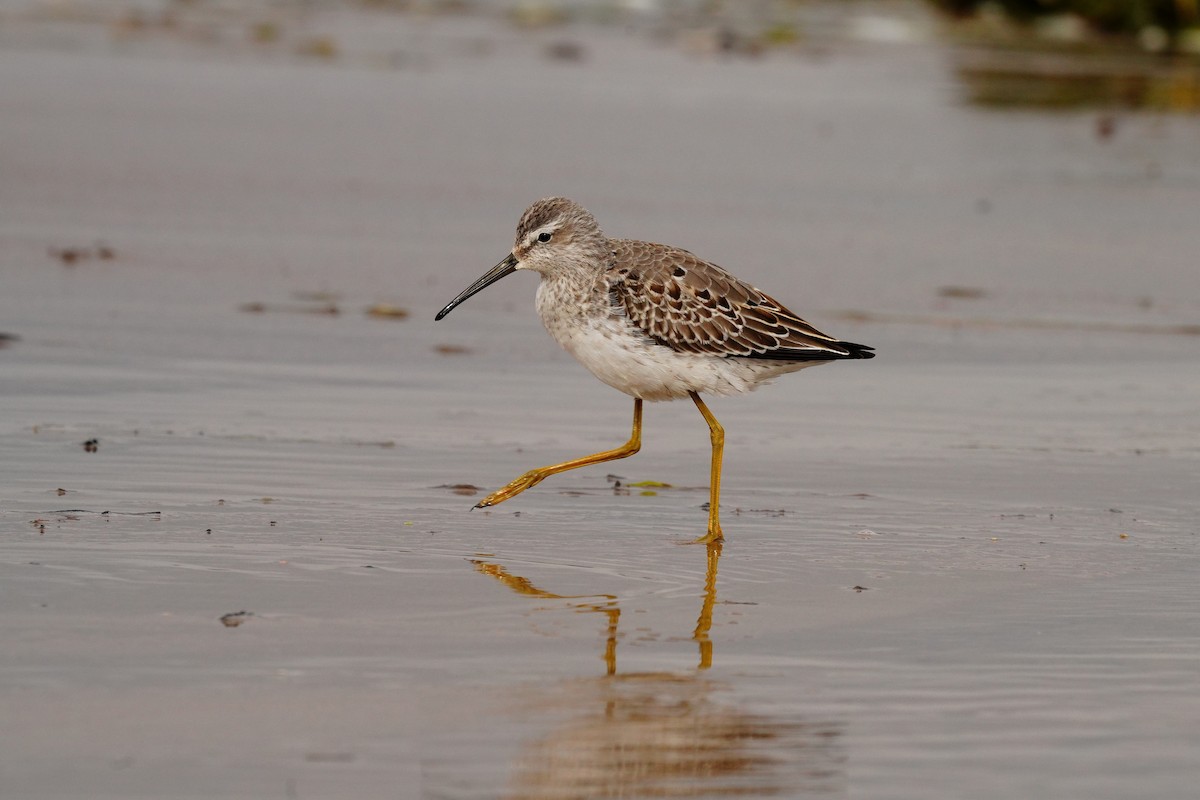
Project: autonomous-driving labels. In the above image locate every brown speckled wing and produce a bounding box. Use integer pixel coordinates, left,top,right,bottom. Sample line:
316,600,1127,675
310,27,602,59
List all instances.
606,239,872,361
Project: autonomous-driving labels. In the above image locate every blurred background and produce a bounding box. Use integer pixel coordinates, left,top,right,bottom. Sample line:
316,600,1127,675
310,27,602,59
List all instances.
3,3,1200,799
4,0,1199,343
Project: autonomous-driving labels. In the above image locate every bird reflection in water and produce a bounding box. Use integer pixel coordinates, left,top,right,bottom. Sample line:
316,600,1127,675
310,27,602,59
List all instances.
469,543,845,798
470,558,622,676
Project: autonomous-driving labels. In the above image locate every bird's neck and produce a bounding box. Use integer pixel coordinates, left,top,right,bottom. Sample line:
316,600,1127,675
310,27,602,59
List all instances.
535,254,610,326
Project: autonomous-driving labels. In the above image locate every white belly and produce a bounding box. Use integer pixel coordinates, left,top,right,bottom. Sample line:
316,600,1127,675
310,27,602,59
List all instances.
535,284,816,401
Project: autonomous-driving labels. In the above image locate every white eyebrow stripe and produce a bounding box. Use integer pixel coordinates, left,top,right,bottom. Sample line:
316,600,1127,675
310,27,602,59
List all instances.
522,222,560,249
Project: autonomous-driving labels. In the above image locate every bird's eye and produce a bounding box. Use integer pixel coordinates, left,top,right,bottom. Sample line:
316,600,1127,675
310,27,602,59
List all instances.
537,232,552,243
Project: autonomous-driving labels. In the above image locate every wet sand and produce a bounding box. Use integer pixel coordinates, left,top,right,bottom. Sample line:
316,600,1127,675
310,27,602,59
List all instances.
3,5,1200,799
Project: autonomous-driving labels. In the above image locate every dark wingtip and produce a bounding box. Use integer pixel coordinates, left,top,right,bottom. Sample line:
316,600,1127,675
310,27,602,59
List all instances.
738,341,876,362
841,341,876,359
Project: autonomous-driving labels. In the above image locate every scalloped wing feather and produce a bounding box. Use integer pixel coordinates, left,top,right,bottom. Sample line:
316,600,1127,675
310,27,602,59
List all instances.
606,239,869,361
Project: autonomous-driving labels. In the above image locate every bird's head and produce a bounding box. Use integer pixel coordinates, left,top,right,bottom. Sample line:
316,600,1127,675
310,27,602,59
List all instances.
435,197,607,321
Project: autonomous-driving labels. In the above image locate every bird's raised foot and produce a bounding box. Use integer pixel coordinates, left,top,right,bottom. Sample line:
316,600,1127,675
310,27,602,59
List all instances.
473,469,549,509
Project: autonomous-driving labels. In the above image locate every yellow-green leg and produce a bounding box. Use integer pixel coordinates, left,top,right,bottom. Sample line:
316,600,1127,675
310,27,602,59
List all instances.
689,392,724,544
475,398,643,509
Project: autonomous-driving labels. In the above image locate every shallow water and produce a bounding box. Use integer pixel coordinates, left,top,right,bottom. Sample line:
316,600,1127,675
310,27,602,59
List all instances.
3,7,1200,799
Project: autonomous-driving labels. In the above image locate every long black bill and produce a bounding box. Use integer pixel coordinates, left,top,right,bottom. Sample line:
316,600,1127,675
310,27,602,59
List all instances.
434,253,519,321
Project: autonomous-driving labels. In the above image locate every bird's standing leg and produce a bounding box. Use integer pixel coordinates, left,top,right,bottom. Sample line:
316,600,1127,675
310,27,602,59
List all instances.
475,399,643,509
689,392,725,544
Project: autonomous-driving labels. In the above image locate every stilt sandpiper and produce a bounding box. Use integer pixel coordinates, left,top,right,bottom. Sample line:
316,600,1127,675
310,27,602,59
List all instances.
435,197,874,543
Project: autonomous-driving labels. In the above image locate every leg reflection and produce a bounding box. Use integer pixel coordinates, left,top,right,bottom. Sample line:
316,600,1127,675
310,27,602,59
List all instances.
470,559,619,675
693,542,722,670
472,540,722,675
